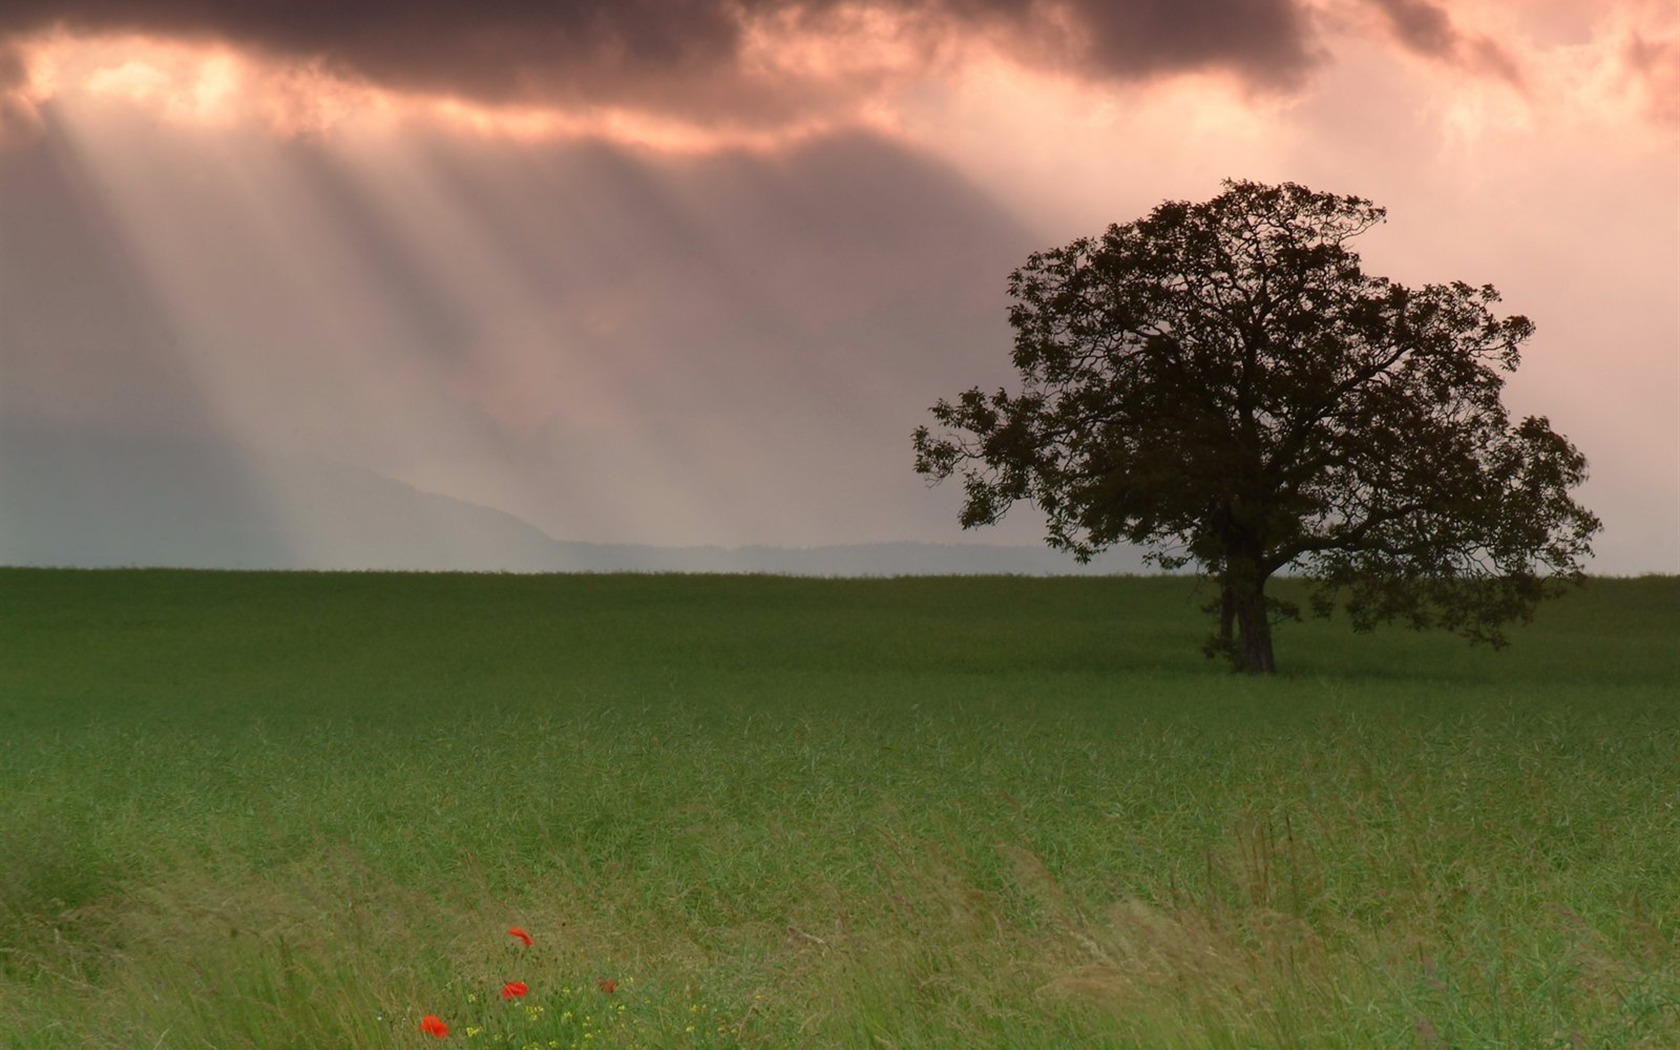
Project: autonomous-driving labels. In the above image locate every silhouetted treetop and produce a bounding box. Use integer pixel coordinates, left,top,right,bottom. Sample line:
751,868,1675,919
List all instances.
914,179,1600,673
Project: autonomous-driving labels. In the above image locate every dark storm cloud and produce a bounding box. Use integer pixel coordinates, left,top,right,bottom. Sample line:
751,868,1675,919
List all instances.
0,0,1320,115
1363,0,1523,85
1364,0,1456,54
1063,0,1316,83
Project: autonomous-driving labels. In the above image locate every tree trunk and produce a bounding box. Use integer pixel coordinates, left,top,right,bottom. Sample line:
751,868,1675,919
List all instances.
1219,574,1235,648
1229,563,1276,675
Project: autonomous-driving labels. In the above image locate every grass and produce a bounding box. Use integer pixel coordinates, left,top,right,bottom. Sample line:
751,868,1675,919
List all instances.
0,568,1676,1047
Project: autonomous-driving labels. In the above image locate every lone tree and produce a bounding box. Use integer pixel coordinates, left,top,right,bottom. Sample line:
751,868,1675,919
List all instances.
913,180,1600,673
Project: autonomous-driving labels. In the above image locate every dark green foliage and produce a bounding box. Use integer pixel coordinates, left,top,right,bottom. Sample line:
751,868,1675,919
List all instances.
914,180,1601,672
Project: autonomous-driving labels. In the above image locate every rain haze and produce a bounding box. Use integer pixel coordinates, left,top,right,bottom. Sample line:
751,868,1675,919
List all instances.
1,0,1675,573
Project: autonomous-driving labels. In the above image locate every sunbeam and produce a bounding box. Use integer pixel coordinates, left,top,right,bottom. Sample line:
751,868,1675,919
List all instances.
1,2,1673,571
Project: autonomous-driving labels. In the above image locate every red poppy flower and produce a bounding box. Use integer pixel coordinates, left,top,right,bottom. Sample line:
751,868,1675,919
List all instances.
507,927,532,947
596,977,616,994
501,980,529,1000
419,1014,449,1037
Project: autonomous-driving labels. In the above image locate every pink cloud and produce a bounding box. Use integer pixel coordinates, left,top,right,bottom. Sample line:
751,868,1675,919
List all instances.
0,42,43,149
1623,30,1680,126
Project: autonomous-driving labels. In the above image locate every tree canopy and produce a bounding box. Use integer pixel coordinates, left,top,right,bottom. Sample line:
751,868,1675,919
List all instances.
913,180,1600,673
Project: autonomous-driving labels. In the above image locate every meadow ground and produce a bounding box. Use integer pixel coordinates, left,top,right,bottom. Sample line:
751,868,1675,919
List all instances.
0,568,1676,1048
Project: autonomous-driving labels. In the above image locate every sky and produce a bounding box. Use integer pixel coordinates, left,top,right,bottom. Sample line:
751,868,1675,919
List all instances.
0,0,1675,572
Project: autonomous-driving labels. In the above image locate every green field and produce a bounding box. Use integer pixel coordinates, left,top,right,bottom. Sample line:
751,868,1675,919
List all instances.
1,568,1677,1048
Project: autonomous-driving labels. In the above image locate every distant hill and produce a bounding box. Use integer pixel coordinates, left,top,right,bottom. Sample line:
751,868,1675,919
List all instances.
545,540,1150,576
0,428,565,571
0,429,1150,575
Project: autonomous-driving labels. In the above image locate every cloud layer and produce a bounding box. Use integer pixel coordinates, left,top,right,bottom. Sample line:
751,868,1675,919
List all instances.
1,0,1318,119
7,0,1675,151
